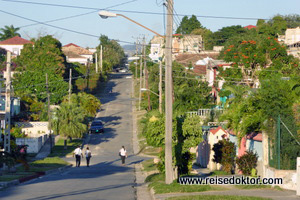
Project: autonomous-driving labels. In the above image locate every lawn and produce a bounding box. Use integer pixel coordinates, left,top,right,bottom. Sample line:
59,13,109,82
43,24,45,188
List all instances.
167,195,271,200
146,173,225,194
209,170,232,176
17,156,70,172
141,159,157,172
49,138,83,157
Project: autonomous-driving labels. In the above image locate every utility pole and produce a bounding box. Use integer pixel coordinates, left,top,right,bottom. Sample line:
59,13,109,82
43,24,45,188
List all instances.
46,73,52,153
139,56,142,111
159,60,162,114
95,52,98,73
144,37,151,111
165,0,174,184
277,115,281,169
68,68,72,104
100,45,103,73
4,51,11,153
143,36,146,89
135,39,138,78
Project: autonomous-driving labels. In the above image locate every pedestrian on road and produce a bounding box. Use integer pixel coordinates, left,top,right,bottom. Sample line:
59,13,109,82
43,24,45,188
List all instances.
119,146,127,166
73,146,83,167
85,147,92,167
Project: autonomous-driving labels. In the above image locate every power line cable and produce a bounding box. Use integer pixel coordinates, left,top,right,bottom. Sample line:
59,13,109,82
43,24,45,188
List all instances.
18,0,138,28
1,0,278,21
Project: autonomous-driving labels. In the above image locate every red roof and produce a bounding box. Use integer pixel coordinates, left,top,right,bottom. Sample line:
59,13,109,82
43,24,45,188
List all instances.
173,34,182,37
63,43,80,47
0,36,33,45
244,25,256,30
193,65,206,75
210,127,226,135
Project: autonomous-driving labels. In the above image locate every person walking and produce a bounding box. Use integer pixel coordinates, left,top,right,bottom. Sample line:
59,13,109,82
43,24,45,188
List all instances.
73,146,83,167
85,147,92,167
119,146,127,166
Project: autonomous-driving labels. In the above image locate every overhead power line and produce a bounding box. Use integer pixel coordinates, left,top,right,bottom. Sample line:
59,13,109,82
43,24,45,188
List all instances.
2,0,272,21
19,0,138,28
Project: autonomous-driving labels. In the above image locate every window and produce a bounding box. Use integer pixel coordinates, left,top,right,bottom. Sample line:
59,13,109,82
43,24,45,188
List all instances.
13,48,19,55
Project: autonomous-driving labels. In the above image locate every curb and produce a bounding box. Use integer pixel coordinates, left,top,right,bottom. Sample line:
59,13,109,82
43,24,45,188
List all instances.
0,164,72,190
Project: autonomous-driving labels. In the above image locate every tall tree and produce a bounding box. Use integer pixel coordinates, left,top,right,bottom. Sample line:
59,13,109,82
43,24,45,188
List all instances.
53,102,87,149
0,25,21,40
13,35,68,104
176,15,203,34
212,25,247,46
96,35,125,72
63,92,101,117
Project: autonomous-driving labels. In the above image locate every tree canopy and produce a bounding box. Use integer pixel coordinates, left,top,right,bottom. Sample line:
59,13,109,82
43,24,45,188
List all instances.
176,15,203,34
0,25,21,40
96,35,125,72
13,35,68,104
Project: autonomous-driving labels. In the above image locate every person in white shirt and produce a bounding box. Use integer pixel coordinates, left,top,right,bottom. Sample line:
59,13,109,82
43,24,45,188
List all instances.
73,146,83,167
119,146,127,166
85,147,92,167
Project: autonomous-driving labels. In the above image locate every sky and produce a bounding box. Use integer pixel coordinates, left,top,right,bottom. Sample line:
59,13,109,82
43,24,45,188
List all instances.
0,0,300,48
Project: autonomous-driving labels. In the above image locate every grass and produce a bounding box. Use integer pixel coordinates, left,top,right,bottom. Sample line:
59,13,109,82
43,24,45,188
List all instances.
167,195,271,200
49,138,82,157
141,146,161,156
142,159,157,172
234,185,272,190
0,173,35,182
209,170,232,176
146,173,225,194
16,156,70,173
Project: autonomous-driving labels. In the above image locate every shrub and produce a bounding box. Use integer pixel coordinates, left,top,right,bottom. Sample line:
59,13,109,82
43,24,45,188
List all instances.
236,151,258,176
212,139,236,174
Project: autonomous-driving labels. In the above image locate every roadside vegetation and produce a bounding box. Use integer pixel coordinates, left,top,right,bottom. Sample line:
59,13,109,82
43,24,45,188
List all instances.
167,195,271,200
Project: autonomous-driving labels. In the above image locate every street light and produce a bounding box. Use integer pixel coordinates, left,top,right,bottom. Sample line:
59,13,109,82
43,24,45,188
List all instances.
98,11,164,38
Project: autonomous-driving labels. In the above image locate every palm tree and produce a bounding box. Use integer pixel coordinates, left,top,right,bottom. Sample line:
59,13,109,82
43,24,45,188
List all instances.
54,103,87,149
0,25,21,41
64,92,101,117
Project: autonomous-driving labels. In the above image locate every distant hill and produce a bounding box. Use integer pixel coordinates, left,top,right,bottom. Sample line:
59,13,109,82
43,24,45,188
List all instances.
123,45,136,51
122,44,141,56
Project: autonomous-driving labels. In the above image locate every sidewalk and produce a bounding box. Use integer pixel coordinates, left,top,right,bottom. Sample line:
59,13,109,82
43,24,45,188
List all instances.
132,79,153,200
154,188,298,200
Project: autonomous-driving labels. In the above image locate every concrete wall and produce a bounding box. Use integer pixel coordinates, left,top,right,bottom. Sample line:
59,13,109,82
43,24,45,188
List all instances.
16,134,49,153
264,165,296,191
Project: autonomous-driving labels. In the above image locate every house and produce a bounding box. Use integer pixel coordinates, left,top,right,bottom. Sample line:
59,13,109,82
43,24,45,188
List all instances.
228,131,263,175
62,43,94,65
197,126,229,171
0,36,33,56
149,34,203,62
284,27,300,58
193,57,231,103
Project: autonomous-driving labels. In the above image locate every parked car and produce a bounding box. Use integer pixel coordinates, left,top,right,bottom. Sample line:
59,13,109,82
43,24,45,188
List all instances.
89,120,104,134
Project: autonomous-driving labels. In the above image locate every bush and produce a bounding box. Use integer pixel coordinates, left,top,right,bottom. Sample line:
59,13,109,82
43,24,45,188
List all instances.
236,151,258,176
212,139,236,174
11,125,26,138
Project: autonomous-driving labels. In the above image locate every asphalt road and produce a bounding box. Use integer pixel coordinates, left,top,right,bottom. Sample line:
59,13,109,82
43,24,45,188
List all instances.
0,73,143,200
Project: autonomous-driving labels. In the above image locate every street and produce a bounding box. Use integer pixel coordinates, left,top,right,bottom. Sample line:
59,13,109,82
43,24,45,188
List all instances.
0,73,142,200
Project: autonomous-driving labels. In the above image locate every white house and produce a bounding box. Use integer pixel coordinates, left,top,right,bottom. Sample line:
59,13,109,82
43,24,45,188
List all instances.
197,127,229,171
62,43,94,65
0,36,33,56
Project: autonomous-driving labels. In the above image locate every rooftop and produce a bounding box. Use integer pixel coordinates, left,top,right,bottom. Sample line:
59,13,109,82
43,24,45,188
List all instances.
0,36,33,45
